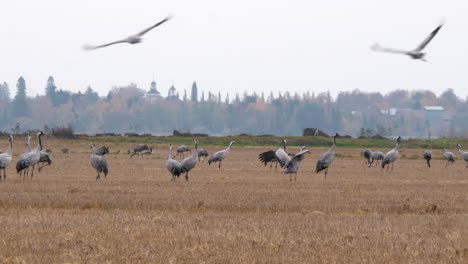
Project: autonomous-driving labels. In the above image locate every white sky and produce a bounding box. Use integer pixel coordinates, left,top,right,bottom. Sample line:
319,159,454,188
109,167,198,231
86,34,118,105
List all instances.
1,0,467,99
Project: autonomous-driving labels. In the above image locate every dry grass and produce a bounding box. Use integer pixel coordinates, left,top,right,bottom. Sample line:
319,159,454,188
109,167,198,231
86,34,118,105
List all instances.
0,137,467,263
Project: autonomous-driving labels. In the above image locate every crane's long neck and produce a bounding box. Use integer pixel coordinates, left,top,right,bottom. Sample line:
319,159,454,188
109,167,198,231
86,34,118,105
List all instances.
6,138,13,155
168,145,173,160
330,135,336,151
191,141,198,158
458,145,462,153
91,145,96,155
228,141,234,149
394,140,400,151
27,136,31,152
35,133,43,152
282,140,286,151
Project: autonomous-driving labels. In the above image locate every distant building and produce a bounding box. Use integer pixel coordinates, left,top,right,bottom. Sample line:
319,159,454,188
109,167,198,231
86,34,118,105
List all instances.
167,84,180,100
424,106,444,127
144,80,162,103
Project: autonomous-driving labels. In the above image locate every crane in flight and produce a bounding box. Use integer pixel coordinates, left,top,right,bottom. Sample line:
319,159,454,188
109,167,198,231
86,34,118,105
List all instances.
83,16,172,50
371,22,444,61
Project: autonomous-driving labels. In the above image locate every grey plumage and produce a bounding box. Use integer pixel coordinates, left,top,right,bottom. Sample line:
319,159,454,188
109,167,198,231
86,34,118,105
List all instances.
368,151,385,167
16,133,32,177
166,144,182,181
363,149,372,164
90,144,109,180
208,141,236,170
442,149,455,167
278,146,309,182
38,151,52,172
0,135,14,181
316,133,339,179
83,16,172,50
457,144,468,168
382,136,401,171
371,22,444,61
197,148,209,162
176,145,191,158
258,139,287,169
423,150,432,168
130,144,153,158
61,148,70,154
95,146,111,156
17,132,44,180
180,139,199,181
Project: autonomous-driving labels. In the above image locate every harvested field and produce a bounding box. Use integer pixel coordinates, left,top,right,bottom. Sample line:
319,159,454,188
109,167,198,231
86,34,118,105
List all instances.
0,137,467,263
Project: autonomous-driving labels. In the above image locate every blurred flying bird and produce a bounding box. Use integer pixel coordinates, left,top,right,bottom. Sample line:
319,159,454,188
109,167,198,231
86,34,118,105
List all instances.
371,22,444,61
83,16,172,50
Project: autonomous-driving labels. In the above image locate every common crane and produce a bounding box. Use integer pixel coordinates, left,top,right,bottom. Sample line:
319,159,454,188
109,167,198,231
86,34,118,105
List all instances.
83,16,172,50
371,22,444,61
16,132,44,180
180,139,199,181
368,151,385,167
363,149,372,164
0,135,13,181
273,145,309,182
38,151,52,172
130,144,153,158
176,145,191,158
457,144,468,168
258,139,288,169
61,148,70,154
166,144,182,181
382,136,401,171
423,150,432,168
442,149,455,167
208,141,236,170
16,133,32,177
95,146,111,156
197,148,209,162
90,144,109,180
316,133,339,179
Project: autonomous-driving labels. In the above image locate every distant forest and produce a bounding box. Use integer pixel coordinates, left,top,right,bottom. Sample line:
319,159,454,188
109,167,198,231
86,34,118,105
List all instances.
0,76,467,138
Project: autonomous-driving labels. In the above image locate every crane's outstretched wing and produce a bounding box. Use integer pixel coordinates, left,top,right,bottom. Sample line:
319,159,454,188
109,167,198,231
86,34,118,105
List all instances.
291,149,309,162
371,43,409,55
414,23,444,52
137,16,172,36
83,39,129,50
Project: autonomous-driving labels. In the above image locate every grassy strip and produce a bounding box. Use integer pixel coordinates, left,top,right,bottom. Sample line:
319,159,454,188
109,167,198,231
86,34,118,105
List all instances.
63,135,468,149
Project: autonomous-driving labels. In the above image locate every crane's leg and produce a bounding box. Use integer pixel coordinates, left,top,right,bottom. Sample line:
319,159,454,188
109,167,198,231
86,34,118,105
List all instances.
218,162,222,170
30,165,35,180
96,171,100,180
185,172,189,181
324,168,328,179
289,174,292,182
295,172,297,182
376,160,380,167
391,162,394,172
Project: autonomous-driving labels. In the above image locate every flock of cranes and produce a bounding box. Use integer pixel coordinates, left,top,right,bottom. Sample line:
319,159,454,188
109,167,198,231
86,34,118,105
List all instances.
2,133,468,182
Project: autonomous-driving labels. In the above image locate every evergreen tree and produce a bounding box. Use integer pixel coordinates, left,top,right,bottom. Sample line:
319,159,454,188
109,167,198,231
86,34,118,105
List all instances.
84,86,99,103
183,89,187,102
45,76,57,97
0,82,10,101
12,76,30,117
46,76,70,106
201,91,205,102
191,81,198,102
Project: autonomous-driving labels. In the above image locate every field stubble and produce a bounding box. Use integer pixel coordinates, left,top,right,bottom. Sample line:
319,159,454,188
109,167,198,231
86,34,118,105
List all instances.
0,138,467,263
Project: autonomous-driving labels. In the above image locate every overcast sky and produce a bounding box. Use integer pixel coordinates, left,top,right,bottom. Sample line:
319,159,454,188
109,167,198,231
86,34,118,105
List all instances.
1,0,467,99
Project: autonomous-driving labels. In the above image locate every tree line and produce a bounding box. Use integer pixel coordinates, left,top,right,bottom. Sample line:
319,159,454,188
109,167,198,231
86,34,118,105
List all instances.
0,76,467,138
